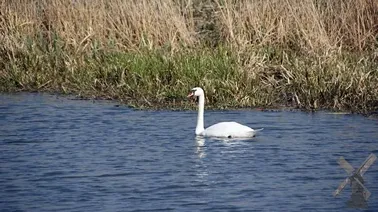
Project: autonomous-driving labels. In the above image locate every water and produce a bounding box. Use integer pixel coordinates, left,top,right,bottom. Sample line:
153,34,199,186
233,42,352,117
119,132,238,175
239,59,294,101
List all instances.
1,93,378,212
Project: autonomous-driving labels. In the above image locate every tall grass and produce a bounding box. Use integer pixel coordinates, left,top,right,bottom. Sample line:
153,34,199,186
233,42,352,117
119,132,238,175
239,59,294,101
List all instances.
216,0,378,52
1,0,378,112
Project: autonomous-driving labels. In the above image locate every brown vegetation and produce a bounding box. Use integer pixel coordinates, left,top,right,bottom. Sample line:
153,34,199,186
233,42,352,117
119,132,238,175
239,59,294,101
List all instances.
1,0,378,112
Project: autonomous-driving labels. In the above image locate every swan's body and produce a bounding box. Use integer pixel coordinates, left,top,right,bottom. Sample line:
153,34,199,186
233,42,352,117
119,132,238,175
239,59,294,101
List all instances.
188,87,262,138
200,121,259,138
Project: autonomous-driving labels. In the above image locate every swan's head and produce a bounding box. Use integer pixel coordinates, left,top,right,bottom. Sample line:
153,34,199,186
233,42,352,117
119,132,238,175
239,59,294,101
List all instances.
187,87,204,98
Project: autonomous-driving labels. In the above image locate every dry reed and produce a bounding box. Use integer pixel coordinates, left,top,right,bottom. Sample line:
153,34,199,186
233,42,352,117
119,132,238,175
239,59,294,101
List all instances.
1,0,377,113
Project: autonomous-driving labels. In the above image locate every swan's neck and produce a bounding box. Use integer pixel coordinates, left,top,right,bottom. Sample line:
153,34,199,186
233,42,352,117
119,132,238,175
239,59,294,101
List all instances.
195,94,205,135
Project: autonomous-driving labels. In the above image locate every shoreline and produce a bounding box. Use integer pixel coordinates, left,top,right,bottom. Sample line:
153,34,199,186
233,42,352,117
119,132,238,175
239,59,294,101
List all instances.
1,1,377,114
4,90,378,119
2,48,377,114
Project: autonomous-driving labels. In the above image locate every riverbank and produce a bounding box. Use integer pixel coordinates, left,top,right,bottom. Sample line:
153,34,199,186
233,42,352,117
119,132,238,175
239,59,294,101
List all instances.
1,0,378,113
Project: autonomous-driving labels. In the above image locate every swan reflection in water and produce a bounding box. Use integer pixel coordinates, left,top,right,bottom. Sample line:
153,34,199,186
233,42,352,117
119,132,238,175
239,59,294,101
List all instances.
194,136,209,188
193,136,258,190
195,136,206,159
195,136,257,159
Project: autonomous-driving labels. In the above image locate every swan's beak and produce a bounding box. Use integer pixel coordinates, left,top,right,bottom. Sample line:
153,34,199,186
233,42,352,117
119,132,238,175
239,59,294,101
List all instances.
187,92,194,98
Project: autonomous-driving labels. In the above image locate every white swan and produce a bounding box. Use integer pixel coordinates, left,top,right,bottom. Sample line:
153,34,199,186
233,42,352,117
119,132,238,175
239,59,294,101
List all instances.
188,87,263,138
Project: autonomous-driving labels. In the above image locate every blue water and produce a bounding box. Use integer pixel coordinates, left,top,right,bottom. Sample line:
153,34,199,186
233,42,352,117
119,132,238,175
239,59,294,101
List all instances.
1,93,378,212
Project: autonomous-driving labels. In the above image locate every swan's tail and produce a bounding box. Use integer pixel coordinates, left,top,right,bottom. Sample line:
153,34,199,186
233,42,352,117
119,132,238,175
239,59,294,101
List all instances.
249,128,263,137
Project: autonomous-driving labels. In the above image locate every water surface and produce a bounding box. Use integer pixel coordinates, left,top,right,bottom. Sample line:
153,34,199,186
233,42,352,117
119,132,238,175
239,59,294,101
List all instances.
1,93,378,211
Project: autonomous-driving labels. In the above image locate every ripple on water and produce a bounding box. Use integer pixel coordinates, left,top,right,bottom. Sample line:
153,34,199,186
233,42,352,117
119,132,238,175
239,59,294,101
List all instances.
0,93,378,211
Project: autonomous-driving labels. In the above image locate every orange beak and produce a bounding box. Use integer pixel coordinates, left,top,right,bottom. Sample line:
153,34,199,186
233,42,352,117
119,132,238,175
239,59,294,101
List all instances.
187,92,194,98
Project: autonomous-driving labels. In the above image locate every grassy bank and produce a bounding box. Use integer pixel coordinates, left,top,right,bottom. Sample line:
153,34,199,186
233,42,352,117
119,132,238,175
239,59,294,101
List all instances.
1,0,378,113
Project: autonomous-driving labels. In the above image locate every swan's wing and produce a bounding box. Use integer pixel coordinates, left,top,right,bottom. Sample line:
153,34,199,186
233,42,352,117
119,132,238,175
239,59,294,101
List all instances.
204,122,257,138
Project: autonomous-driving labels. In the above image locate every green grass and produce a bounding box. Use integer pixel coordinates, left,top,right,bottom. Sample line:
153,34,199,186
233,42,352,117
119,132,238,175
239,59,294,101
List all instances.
1,44,247,108
2,40,377,113
1,0,378,113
